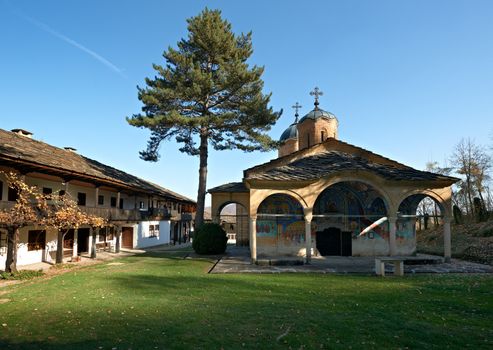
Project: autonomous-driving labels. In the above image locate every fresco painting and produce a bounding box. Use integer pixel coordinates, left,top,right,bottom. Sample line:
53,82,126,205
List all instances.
396,218,415,241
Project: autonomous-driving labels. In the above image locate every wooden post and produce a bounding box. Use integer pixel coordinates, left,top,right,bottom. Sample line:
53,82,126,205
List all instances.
95,187,99,206
388,217,397,256
249,216,257,263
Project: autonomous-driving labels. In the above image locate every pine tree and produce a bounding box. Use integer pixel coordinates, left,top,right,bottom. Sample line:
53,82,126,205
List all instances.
127,8,281,227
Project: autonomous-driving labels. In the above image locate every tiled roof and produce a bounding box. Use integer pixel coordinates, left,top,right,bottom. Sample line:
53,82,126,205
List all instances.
208,182,249,193
0,128,195,203
246,150,459,183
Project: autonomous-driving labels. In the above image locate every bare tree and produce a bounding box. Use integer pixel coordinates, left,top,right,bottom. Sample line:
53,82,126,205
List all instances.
451,138,492,220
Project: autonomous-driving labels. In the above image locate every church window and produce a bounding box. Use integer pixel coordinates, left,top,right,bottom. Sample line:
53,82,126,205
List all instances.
321,131,325,142
307,134,310,147
77,192,86,206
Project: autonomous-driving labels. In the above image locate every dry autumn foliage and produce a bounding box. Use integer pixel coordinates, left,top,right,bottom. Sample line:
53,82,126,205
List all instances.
0,171,107,271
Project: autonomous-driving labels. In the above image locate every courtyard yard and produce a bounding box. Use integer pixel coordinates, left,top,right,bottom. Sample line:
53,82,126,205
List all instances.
0,249,492,350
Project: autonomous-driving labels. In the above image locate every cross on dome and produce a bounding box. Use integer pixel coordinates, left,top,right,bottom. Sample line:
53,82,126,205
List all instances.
292,102,302,122
309,87,323,108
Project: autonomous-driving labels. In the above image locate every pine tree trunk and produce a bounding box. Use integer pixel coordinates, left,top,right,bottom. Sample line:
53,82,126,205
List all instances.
5,226,18,273
195,128,208,228
56,230,65,264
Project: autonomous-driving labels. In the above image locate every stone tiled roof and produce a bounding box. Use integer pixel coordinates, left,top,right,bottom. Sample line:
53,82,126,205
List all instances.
246,150,459,183
0,128,195,203
208,182,249,193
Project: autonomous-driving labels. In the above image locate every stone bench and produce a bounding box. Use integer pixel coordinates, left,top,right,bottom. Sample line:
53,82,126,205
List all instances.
375,257,404,276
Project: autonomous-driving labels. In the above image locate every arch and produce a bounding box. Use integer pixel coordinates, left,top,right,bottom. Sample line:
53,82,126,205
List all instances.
251,189,308,217
311,181,391,257
216,201,249,247
255,193,306,257
257,193,304,217
313,180,391,216
306,174,394,212
396,189,449,217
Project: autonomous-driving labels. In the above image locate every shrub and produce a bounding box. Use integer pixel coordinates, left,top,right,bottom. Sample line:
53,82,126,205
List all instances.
192,223,228,255
0,270,44,280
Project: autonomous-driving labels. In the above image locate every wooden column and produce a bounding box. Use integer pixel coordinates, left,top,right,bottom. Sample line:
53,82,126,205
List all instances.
72,229,78,258
443,217,452,262
388,217,397,256
95,187,99,206
249,216,257,263
117,191,121,209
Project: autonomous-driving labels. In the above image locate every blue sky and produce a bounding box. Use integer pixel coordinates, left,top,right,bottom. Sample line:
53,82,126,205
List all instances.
1,0,492,204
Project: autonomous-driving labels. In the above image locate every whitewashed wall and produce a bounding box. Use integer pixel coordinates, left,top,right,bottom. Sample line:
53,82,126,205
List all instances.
136,220,171,248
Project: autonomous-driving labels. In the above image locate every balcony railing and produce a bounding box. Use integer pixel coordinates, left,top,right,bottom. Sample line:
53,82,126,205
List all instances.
0,200,192,222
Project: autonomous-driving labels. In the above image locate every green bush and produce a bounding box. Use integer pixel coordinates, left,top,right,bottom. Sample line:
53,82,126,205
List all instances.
0,270,44,280
192,223,228,255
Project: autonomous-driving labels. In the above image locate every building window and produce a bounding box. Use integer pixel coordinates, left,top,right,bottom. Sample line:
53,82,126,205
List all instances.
28,230,46,251
149,225,159,238
321,131,325,142
0,180,3,201
119,198,124,209
8,187,18,202
77,192,86,206
139,201,145,209
43,187,53,195
110,196,117,207
307,134,311,147
0,231,6,250
98,195,104,205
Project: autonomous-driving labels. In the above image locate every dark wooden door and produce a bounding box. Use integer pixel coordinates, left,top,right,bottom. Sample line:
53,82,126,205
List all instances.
77,228,90,254
122,227,134,248
316,227,342,256
341,231,352,256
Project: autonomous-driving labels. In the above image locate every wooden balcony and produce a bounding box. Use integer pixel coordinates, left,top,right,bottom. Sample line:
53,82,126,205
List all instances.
0,200,184,223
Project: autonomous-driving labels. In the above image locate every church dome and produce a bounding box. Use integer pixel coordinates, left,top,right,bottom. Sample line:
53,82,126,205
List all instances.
279,123,298,142
298,108,337,123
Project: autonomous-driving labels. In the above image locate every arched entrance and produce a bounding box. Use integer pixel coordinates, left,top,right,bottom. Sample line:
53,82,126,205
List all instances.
217,202,249,246
313,182,389,256
256,193,305,257
397,193,445,256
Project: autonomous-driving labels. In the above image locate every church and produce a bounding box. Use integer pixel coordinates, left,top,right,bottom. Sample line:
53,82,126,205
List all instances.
209,88,458,263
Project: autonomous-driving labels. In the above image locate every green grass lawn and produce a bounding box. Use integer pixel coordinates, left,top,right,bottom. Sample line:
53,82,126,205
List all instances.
0,250,492,350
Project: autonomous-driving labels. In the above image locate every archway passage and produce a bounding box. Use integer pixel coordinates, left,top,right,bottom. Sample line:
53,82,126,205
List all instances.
256,193,305,256
217,202,249,246
313,182,389,256
397,193,445,256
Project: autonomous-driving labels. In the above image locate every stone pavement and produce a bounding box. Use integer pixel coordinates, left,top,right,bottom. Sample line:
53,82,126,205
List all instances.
211,246,493,274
